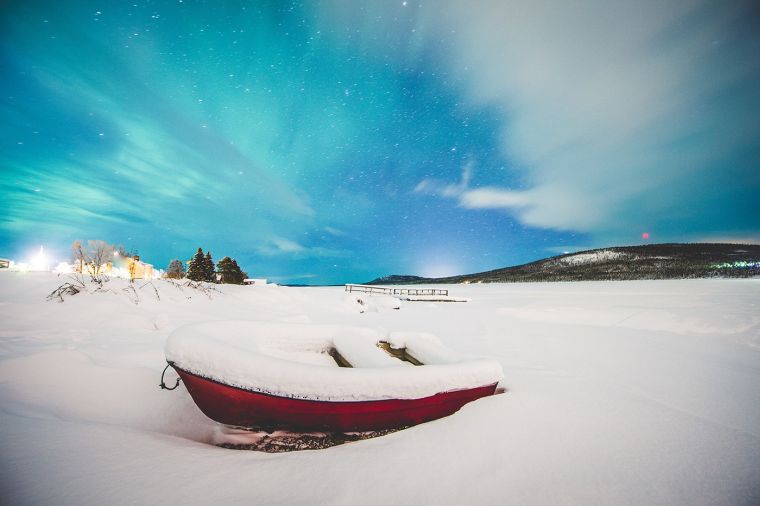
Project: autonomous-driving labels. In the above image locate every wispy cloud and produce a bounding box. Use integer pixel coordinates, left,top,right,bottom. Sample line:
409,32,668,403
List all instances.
322,226,347,237
418,171,612,230
345,0,760,238
254,237,306,256
416,164,602,229
415,163,528,210
458,188,532,210
272,237,306,254
414,161,473,197
422,1,760,235
254,236,350,259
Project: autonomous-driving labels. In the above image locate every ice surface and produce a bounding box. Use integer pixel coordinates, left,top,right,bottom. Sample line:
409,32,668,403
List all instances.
1,271,759,505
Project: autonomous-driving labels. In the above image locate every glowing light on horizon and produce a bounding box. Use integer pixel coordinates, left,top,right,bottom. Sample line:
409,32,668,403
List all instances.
642,232,650,240
418,260,462,279
29,246,50,271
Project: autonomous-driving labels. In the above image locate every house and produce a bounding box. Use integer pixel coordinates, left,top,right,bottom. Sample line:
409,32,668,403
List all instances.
0,258,10,268
124,255,155,280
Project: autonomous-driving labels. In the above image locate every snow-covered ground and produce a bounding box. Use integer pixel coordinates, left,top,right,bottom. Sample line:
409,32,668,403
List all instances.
555,249,634,265
1,271,759,505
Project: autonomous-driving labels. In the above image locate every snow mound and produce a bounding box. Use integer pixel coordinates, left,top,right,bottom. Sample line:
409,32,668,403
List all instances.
344,293,402,313
165,321,503,401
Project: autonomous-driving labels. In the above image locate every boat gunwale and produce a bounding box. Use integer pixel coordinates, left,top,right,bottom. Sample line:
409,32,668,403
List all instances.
170,362,497,404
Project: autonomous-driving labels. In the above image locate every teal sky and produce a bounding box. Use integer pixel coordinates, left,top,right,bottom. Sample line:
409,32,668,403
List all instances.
2,1,759,283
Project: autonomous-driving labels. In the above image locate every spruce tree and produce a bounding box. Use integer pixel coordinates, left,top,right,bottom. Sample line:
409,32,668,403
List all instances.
231,259,247,284
186,248,206,281
217,257,246,284
203,251,216,282
216,256,234,284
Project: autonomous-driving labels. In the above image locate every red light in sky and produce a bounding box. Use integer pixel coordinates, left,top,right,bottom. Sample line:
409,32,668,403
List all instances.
642,232,650,240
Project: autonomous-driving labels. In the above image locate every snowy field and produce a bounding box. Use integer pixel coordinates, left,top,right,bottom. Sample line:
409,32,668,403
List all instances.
1,271,759,505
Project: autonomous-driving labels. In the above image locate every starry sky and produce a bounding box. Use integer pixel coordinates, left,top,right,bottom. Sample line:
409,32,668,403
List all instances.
2,1,759,284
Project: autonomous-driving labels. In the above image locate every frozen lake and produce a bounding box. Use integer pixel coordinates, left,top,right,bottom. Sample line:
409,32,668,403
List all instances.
1,272,758,505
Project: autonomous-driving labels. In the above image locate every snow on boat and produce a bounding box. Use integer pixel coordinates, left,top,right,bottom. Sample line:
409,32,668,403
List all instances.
163,321,503,432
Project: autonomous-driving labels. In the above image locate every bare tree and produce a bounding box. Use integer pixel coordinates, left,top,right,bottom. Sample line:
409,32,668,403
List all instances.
115,244,131,257
165,259,186,279
72,240,115,283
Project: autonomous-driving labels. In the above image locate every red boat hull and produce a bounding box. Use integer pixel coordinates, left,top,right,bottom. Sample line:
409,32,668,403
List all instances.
174,366,497,432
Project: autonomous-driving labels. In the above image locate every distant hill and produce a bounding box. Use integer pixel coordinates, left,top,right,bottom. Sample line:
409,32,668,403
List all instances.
365,275,428,285
366,243,760,284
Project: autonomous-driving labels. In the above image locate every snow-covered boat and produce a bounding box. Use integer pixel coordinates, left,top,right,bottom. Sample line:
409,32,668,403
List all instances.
163,321,503,432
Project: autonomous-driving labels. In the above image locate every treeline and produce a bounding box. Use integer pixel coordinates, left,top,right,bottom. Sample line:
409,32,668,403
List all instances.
165,248,248,284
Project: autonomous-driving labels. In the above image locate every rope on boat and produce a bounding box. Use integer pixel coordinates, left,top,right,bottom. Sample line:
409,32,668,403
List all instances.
160,362,181,390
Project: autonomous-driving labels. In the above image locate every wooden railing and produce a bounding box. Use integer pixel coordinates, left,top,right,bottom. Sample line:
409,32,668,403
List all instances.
345,284,449,296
